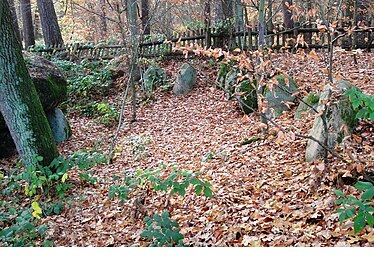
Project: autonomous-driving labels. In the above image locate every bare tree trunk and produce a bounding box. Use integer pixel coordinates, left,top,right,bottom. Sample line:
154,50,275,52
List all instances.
203,0,212,47
21,0,35,49
37,0,64,46
7,0,21,43
99,0,108,37
282,0,294,29
127,0,140,122
141,0,150,35
0,0,59,166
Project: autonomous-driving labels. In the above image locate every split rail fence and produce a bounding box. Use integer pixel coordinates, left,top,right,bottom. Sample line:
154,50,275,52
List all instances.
30,23,373,61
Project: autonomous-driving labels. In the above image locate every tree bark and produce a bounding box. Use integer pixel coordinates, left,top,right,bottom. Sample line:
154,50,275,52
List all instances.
0,0,59,166
37,0,64,46
99,0,107,37
7,0,21,43
21,0,35,49
282,0,294,29
141,0,150,35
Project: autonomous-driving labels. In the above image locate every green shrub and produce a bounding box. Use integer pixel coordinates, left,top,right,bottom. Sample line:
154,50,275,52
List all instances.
109,164,213,204
344,86,374,121
141,211,184,247
0,151,107,246
335,181,374,234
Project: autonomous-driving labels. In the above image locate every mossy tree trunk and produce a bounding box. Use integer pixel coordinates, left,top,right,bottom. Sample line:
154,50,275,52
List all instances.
0,1,59,166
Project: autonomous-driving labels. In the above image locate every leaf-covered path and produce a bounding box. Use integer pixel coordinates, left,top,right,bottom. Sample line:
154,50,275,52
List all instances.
43,53,374,246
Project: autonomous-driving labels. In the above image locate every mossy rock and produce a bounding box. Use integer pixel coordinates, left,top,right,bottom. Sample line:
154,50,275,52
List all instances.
295,92,320,119
23,51,67,111
265,74,299,117
235,79,258,114
144,65,166,93
216,62,230,90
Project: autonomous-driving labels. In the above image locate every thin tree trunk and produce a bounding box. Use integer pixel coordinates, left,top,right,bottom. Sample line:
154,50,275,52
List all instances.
99,0,108,37
0,0,59,166
21,0,35,49
37,0,64,46
141,0,150,35
204,0,212,47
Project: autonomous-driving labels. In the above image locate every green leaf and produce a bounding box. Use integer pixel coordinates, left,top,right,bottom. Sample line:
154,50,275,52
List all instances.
203,187,213,198
334,189,345,197
365,213,374,227
339,212,347,223
361,188,374,201
354,181,373,191
195,185,203,195
354,214,366,234
345,208,356,218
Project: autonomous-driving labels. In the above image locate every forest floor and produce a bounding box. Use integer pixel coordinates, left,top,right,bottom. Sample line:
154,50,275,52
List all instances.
2,51,374,246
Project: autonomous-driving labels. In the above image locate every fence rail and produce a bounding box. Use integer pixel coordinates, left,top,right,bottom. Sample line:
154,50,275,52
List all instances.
30,24,373,61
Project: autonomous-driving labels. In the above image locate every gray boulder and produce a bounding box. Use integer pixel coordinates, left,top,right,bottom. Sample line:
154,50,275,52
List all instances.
173,63,197,95
265,75,298,118
305,83,357,162
46,108,72,143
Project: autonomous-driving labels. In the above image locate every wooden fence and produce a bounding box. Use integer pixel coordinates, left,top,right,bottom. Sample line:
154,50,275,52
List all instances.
30,23,373,61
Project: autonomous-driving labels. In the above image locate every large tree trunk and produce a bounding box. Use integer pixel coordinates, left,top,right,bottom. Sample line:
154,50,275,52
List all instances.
282,0,294,29
141,0,150,35
21,0,36,49
37,0,64,46
0,0,59,166
7,0,21,43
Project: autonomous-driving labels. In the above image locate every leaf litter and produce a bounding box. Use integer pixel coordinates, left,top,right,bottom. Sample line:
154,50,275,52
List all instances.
1,51,373,247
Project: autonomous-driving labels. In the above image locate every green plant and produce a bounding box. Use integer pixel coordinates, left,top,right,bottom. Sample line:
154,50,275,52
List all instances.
344,86,374,121
0,206,52,247
334,181,374,234
0,151,107,246
140,211,184,247
108,165,213,205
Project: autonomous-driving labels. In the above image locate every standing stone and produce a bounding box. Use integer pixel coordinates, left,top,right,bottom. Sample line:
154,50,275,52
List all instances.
173,63,197,95
305,83,357,162
46,108,72,143
224,69,239,99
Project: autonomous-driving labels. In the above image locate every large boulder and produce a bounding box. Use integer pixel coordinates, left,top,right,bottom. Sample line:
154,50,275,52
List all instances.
265,75,299,118
173,63,197,95
143,65,166,93
305,82,358,162
23,51,67,111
